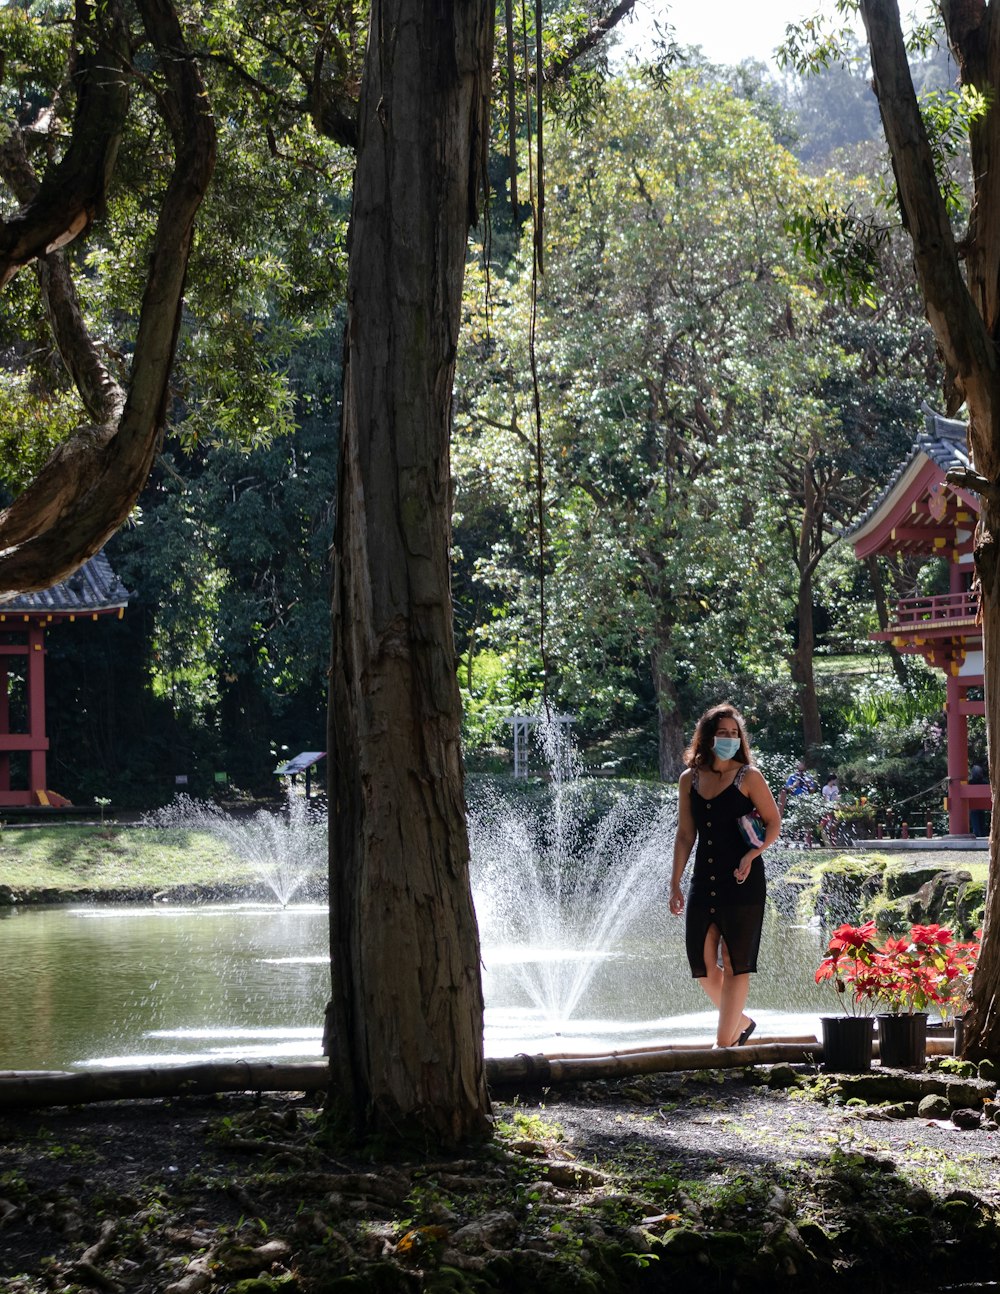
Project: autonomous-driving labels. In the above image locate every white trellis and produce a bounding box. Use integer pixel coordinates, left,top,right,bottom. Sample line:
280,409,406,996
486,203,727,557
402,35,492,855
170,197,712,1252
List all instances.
505,714,575,779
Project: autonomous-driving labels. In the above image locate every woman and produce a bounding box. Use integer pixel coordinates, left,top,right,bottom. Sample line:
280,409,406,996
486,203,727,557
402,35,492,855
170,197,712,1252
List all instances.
669,703,781,1048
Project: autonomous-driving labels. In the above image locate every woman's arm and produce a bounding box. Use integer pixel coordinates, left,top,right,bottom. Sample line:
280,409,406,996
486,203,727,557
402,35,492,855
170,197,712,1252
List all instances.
734,766,781,882
669,769,696,915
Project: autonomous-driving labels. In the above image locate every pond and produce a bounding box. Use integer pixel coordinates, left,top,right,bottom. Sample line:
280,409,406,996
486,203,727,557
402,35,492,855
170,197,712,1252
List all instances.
0,900,831,1071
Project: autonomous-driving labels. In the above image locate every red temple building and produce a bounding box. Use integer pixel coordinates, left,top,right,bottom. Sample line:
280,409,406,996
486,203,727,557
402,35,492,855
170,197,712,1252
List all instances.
850,409,988,837
0,552,128,808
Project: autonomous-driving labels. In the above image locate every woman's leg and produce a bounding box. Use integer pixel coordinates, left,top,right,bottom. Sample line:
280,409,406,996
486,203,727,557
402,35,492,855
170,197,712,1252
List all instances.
716,968,751,1047
700,927,751,1046
698,925,724,1007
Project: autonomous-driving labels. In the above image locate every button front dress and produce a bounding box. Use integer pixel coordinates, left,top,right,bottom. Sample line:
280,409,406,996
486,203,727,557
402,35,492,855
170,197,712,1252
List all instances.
685,763,767,977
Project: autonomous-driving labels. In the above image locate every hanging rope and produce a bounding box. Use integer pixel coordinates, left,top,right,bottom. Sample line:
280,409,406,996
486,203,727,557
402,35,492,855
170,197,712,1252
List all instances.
889,777,948,811
520,0,550,718
505,0,519,223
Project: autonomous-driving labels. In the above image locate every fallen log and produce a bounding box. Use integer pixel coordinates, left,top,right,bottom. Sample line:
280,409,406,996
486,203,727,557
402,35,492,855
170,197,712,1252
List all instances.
0,1060,330,1111
540,1034,819,1060
0,1033,960,1110
485,1041,822,1085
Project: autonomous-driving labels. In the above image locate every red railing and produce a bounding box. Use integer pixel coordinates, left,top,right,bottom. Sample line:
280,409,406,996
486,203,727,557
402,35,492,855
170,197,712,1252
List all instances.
890,591,979,628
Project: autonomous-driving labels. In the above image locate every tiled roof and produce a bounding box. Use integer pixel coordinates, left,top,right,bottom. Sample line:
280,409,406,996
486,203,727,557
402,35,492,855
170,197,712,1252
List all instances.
847,405,970,538
1,550,129,615
915,406,970,472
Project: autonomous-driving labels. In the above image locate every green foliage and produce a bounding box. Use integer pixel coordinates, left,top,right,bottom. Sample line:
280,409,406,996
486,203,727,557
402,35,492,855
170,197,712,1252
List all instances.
457,68,813,755
918,85,990,220
0,373,83,492
785,202,890,307
460,648,539,751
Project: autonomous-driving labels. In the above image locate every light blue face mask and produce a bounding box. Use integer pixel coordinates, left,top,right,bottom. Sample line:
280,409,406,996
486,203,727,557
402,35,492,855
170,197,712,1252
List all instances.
713,736,741,760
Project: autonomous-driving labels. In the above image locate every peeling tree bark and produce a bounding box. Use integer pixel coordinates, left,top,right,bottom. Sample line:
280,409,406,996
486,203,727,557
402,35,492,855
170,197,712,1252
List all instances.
326,0,494,1147
859,0,1000,1061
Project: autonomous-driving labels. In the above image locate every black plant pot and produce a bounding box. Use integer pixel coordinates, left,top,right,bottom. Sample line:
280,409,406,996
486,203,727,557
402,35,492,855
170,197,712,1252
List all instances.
876,1012,928,1070
821,1015,874,1073
954,1013,968,1056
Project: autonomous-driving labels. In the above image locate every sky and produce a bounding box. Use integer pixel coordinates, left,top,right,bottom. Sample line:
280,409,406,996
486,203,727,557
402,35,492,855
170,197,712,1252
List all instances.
617,0,865,68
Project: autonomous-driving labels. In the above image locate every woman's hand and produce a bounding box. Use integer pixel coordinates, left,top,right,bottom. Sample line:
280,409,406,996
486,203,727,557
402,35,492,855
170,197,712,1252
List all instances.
669,883,684,915
734,852,756,884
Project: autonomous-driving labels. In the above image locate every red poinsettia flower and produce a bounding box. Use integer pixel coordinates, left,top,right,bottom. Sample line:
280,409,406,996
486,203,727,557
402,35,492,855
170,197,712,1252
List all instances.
816,921,981,1017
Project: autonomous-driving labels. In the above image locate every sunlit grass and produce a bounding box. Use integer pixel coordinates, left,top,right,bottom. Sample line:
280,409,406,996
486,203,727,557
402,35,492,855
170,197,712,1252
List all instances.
0,825,260,890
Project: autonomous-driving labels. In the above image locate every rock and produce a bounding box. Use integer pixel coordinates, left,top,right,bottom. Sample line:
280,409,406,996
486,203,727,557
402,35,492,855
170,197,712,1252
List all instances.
524,1179,569,1203
767,1065,800,1089
540,1161,607,1188
449,1210,519,1252
163,1258,212,1294
229,1278,296,1294
918,1094,951,1119
213,1239,293,1277
507,1137,549,1157
977,1059,997,1082
0,885,17,905
762,1217,810,1275
905,869,974,926
952,1107,982,1129
885,865,955,900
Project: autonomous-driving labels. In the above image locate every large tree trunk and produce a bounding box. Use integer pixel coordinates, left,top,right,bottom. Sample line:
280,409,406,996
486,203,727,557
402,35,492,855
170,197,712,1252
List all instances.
326,0,494,1147
967,496,1000,1059
859,0,1000,1061
652,647,685,780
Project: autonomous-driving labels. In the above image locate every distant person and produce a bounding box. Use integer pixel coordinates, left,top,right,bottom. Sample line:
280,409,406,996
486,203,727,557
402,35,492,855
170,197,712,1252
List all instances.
669,703,781,1049
779,759,817,813
820,773,841,844
970,761,988,837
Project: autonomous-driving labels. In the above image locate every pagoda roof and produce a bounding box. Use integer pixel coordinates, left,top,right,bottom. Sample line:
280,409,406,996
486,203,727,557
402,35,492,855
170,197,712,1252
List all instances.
0,550,129,620
850,407,977,559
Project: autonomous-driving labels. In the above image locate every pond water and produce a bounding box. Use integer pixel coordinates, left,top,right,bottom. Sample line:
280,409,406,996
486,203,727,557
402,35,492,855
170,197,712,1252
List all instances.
0,900,831,1071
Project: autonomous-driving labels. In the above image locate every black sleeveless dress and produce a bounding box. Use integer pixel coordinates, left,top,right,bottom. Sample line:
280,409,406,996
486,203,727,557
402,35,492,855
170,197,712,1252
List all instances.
685,764,767,977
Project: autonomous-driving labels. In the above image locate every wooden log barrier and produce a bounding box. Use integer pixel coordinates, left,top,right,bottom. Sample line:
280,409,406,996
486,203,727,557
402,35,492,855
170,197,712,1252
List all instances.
485,1041,821,1085
0,1035,960,1111
0,1061,331,1112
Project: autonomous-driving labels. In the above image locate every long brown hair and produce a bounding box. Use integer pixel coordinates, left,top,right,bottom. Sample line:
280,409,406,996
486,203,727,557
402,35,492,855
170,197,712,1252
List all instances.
683,703,752,770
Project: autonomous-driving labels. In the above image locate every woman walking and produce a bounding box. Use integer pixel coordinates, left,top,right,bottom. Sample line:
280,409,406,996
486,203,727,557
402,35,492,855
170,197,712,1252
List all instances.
669,703,781,1047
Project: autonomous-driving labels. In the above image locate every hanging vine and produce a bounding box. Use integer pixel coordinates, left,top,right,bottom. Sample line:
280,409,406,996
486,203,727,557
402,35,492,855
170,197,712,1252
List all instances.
519,0,549,717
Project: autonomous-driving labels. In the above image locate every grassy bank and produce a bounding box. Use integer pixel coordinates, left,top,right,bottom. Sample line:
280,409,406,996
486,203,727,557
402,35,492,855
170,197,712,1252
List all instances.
0,824,263,893
0,825,989,917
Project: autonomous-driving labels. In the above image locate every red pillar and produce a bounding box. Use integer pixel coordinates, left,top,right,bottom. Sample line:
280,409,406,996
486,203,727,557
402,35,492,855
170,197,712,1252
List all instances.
0,660,8,793
946,669,970,835
27,623,47,800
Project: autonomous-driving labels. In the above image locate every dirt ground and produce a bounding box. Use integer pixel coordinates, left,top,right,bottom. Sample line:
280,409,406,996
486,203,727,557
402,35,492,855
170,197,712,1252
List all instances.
2,1062,1000,1293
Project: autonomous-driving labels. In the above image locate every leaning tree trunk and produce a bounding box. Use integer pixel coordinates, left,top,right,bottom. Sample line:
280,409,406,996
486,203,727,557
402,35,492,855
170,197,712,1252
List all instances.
326,0,494,1147
858,0,1000,1061
965,494,1000,1060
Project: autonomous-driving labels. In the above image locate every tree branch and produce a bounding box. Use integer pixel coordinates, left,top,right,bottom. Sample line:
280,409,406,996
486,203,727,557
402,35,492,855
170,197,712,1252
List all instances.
860,0,1000,452
547,0,637,82
0,0,131,288
0,0,217,597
